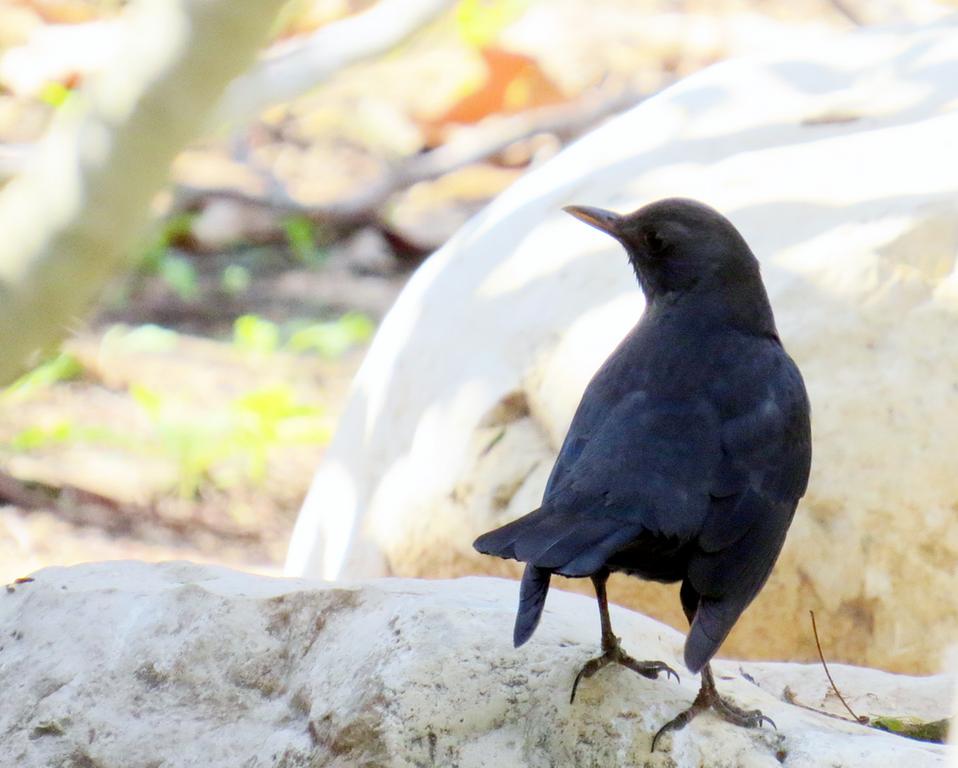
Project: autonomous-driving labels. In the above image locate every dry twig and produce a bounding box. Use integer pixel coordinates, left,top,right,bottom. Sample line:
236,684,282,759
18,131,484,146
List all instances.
810,610,869,723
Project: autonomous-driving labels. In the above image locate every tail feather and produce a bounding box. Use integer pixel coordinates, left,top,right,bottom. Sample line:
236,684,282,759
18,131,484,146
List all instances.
513,565,551,647
476,508,638,580
473,508,548,561
684,597,739,673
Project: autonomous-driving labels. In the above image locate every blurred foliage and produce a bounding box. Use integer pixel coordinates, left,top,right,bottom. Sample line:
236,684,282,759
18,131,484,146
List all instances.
221,264,252,296
282,215,326,266
37,81,73,108
233,312,374,358
270,0,533,49
286,313,375,357
0,352,82,403
130,380,329,498
233,314,282,354
157,254,200,301
9,420,123,452
4,376,329,499
455,0,531,47
870,716,949,744
9,421,74,451
0,312,375,499
139,213,199,301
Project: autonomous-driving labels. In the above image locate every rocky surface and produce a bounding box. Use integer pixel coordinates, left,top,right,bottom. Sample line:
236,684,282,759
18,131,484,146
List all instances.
288,19,958,673
0,561,953,767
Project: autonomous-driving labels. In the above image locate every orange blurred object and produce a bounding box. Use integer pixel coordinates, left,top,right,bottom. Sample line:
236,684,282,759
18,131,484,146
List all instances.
421,46,566,146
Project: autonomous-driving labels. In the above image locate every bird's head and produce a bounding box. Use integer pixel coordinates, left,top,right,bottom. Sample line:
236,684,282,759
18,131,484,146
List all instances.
563,197,766,309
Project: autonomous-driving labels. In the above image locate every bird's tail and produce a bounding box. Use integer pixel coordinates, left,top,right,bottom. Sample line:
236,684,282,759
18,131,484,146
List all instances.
473,508,558,646
684,597,738,674
513,564,551,647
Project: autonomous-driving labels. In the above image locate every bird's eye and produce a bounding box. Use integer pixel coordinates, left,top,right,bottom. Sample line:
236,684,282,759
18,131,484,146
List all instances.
643,228,667,254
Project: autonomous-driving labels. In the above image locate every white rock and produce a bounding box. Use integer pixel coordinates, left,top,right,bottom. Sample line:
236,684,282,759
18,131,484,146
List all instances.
0,561,952,767
287,20,958,673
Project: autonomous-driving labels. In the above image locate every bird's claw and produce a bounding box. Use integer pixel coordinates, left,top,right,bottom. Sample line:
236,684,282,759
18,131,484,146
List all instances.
623,657,680,684
570,637,679,704
713,696,776,730
651,689,774,752
651,707,697,752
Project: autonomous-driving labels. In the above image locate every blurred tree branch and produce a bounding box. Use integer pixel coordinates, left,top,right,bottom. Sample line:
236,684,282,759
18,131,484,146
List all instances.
175,82,649,227
0,0,289,385
0,0,457,163
215,0,458,126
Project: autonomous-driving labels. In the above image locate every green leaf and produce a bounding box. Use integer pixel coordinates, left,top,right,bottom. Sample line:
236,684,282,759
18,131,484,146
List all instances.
233,315,280,354
10,422,75,451
159,254,199,301
286,312,375,358
1,352,82,402
282,216,325,266
38,82,73,108
455,0,531,47
130,383,163,419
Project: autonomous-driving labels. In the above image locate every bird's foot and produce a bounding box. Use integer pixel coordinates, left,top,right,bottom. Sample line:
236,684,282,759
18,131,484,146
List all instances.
651,681,774,752
569,635,679,704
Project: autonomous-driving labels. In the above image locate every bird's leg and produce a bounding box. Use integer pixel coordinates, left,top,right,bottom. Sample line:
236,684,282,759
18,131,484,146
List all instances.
651,663,774,751
570,570,679,703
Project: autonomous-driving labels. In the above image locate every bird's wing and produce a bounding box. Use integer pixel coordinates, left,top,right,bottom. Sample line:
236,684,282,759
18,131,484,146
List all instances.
698,348,811,554
558,393,723,534
683,348,811,671
496,391,723,577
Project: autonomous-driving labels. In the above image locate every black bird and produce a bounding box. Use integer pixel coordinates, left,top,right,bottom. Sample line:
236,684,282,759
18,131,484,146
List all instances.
473,198,811,748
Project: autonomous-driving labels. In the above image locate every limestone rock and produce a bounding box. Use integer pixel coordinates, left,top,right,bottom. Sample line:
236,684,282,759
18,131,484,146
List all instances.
287,19,958,673
0,561,953,767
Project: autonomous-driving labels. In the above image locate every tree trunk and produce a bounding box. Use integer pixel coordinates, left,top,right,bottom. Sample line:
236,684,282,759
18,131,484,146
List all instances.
0,0,288,385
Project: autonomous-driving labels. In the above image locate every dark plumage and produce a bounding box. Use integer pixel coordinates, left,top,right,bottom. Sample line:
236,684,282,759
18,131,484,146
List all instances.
473,197,811,747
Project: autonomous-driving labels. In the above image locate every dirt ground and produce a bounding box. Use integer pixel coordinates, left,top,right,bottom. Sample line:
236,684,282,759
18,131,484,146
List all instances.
0,282,390,582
